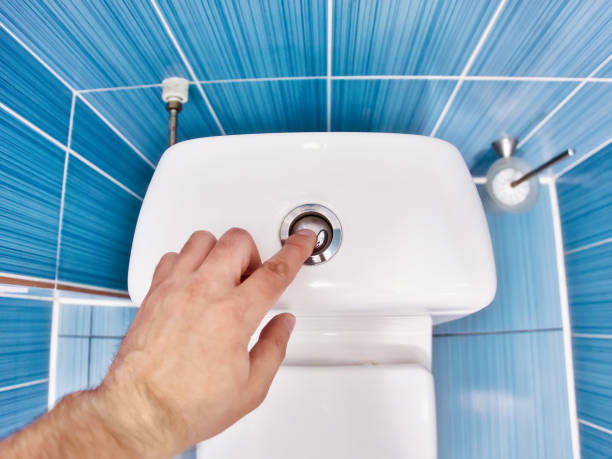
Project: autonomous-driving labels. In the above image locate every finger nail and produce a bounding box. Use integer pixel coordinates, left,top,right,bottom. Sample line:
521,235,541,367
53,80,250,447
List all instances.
284,314,296,333
296,229,315,237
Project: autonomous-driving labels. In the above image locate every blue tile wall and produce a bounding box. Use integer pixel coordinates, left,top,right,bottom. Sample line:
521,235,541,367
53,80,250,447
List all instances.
522,83,612,173
433,330,572,458
573,338,612,432
0,110,64,280
0,0,188,89
333,0,498,76
436,81,574,169
558,144,612,455
205,79,326,134
557,143,612,251
331,79,455,134
55,336,89,402
0,27,72,144
0,297,51,388
470,0,612,77
159,0,327,80
580,423,612,459
82,86,220,165
0,382,48,439
58,158,141,291
565,243,612,336
55,304,136,399
70,99,154,197
91,306,137,337
0,0,610,454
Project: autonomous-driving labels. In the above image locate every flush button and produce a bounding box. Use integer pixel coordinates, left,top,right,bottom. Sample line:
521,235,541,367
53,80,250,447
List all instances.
290,215,332,254
280,204,342,265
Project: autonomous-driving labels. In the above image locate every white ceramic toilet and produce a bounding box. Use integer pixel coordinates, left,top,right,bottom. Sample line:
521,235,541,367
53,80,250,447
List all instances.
128,133,496,459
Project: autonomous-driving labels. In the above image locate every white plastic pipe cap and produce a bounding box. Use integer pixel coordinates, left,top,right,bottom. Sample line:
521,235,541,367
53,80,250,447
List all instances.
161,77,189,104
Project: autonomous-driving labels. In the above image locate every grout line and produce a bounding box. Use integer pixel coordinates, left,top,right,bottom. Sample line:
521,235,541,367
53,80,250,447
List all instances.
58,297,135,307
573,333,612,340
0,101,145,202
0,293,54,301
555,138,612,179
0,378,49,394
48,293,60,409
548,181,581,459
69,150,143,200
578,419,612,436
75,94,155,169
54,93,76,289
0,271,125,296
0,21,74,93
60,334,127,340
79,83,164,94
518,54,612,148
150,0,226,135
0,19,153,170
0,102,65,150
565,237,612,256
433,327,562,338
74,75,612,94
472,176,487,184
202,76,326,85
326,0,333,132
430,0,507,136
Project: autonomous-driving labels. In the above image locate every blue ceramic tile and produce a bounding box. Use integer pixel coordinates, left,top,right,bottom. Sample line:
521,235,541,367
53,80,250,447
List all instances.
566,242,612,335
436,81,574,169
573,338,612,432
158,0,327,79
522,83,612,174
58,158,141,291
82,86,220,165
596,59,612,78
206,80,326,134
0,382,47,439
332,79,455,134
557,143,612,251
71,98,154,197
0,297,51,388
0,110,64,280
89,338,122,388
58,304,92,336
435,185,561,334
580,422,612,459
433,330,572,459
0,0,188,89
333,0,498,76
91,306,137,337
470,0,612,77
0,27,71,144
55,336,89,401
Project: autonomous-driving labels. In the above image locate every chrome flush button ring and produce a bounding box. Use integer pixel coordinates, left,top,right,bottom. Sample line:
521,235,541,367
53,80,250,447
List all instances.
280,204,342,265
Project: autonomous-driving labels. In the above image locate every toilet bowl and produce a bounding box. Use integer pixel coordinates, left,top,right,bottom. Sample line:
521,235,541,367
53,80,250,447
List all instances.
127,133,496,459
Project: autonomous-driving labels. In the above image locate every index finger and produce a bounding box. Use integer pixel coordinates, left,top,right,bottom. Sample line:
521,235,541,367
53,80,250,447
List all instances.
239,229,316,331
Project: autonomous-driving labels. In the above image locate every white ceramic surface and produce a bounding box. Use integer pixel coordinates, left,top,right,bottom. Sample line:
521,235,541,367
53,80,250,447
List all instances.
196,364,436,459
128,132,496,320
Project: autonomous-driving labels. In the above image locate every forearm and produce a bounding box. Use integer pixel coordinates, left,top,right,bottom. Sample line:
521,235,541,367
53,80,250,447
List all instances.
0,385,179,459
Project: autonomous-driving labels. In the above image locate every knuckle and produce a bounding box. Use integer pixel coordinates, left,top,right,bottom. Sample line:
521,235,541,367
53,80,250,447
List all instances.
224,227,251,241
262,259,290,281
157,251,177,267
189,230,216,245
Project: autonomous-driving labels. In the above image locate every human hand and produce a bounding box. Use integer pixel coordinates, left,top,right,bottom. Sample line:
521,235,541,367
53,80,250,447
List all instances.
87,227,316,457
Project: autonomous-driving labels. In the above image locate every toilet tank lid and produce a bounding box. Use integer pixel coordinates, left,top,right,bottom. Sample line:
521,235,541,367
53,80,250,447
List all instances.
128,132,496,318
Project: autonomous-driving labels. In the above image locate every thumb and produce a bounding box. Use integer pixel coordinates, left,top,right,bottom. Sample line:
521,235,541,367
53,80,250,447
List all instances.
246,313,296,409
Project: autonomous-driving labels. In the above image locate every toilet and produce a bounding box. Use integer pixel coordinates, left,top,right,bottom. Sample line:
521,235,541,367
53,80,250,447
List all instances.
128,133,496,459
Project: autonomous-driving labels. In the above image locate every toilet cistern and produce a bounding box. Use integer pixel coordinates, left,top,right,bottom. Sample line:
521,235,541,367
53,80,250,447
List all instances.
127,132,496,459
